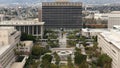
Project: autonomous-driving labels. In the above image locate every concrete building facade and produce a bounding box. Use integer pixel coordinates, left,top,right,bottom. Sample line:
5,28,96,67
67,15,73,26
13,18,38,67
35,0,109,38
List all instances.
81,28,108,37
0,27,21,68
42,1,82,30
98,28,120,68
94,13,109,20
108,14,120,28
17,41,33,55
0,20,44,38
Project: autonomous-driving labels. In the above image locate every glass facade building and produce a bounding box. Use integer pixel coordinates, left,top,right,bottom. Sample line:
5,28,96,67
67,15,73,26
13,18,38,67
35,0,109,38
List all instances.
42,2,82,30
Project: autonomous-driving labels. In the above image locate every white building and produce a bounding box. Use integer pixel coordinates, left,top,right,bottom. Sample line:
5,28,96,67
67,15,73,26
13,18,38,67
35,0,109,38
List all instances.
94,11,120,21
0,20,45,38
0,14,4,22
94,13,109,20
98,28,120,68
81,28,108,37
11,56,28,68
108,14,120,28
0,27,21,68
17,41,33,55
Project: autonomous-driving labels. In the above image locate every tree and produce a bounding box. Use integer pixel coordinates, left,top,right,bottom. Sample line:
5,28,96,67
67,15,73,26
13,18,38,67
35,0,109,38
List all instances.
74,52,87,65
67,56,74,68
79,61,89,68
82,40,87,47
67,40,77,47
41,54,53,68
21,33,36,42
92,36,97,42
91,63,97,68
42,54,53,63
47,40,59,48
97,54,112,68
14,49,24,56
80,36,87,47
32,45,46,59
83,23,86,28
41,60,51,68
53,52,60,66
103,62,111,68
75,47,81,53
50,63,58,68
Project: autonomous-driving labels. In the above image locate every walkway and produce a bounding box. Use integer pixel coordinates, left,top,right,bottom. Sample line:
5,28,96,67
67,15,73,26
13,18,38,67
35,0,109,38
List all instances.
59,33,67,48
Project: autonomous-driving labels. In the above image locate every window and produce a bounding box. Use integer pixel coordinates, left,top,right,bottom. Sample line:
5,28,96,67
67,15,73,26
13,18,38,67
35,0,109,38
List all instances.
112,49,116,54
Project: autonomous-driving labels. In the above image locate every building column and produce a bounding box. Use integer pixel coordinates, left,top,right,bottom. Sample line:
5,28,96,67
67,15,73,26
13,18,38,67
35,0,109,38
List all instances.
36,26,39,37
32,26,34,36
19,26,21,31
24,26,25,33
28,26,30,35
41,25,44,39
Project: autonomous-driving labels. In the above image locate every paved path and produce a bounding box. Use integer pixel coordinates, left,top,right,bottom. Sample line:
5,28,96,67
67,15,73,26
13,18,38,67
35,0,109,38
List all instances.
80,44,86,55
59,33,67,48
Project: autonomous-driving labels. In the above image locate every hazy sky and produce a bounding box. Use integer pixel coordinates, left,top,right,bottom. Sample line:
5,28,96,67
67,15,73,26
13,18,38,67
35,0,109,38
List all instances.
0,0,120,4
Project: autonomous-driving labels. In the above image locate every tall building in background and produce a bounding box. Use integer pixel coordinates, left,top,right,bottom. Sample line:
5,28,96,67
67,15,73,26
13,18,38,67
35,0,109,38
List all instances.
42,1,82,30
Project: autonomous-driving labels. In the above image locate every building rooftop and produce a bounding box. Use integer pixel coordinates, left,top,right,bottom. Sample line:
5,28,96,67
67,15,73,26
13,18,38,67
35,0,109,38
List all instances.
0,20,45,25
0,27,17,36
100,29,120,49
82,28,108,32
108,14,120,17
111,11,120,14
42,2,82,6
11,63,23,68
0,26,15,31
113,25,120,29
11,56,28,68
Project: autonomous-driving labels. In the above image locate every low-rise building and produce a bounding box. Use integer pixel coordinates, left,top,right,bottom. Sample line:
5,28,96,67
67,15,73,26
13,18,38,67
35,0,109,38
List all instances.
94,13,109,20
0,20,44,38
98,28,120,68
0,27,21,68
17,41,33,55
11,56,28,68
108,14,120,28
94,11,120,21
81,28,108,37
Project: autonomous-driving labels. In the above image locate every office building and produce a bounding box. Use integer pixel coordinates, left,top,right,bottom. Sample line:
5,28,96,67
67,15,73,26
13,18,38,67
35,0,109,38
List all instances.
98,27,120,68
108,14,120,28
42,1,82,30
0,27,21,68
0,20,44,38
